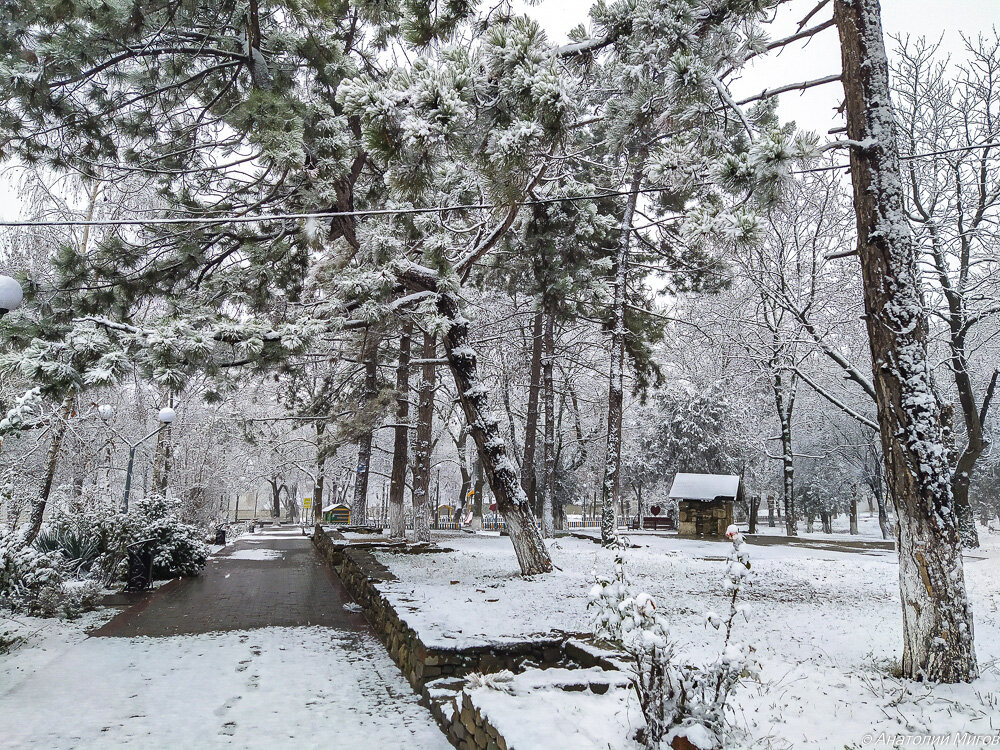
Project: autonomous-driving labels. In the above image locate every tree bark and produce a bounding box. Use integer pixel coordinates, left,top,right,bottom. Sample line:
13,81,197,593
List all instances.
774,368,798,536
835,0,978,682
948,368,998,549
388,323,412,539
314,467,325,526
850,488,860,535
541,303,556,538
821,510,833,535
601,167,643,546
20,398,73,547
455,427,473,518
439,291,550,573
877,493,891,540
521,304,544,514
351,337,378,525
748,495,760,534
411,331,435,543
399,265,552,574
473,455,485,517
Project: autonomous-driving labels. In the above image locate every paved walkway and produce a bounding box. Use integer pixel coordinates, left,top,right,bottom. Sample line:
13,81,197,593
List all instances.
94,528,362,636
0,528,449,749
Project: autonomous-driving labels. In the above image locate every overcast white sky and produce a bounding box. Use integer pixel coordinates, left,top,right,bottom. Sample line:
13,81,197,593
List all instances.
526,0,999,136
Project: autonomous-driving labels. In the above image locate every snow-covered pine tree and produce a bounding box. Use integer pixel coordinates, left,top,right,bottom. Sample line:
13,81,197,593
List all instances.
560,0,802,545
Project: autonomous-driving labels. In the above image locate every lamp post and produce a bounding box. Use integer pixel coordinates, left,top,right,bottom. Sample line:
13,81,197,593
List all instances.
122,407,176,512
0,275,23,318
98,404,114,507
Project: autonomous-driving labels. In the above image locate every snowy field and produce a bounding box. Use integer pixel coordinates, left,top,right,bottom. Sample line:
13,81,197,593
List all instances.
374,527,1000,749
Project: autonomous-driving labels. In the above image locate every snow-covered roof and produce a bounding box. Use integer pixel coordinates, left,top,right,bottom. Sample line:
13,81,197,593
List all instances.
668,473,741,502
322,503,350,512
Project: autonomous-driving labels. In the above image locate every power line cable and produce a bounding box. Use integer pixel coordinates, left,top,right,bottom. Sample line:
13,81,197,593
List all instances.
1,140,998,228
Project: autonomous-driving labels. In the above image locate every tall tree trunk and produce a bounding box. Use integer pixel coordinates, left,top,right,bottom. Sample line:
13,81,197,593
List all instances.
455,427,474,522
836,0,978,682
949,369,998,549
439,291,550,573
20,398,73,547
473,455,484,517
877,493,891,540
775,374,797,536
313,422,326,525
268,478,281,518
850,487,860,535
541,303,556,538
352,338,378,525
411,332,436,543
748,495,760,535
521,304,544,514
314,470,325,526
601,167,642,547
151,393,173,495
389,323,412,539
400,266,552,574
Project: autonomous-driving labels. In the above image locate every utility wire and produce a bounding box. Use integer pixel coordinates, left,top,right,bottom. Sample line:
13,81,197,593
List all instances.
1,140,998,228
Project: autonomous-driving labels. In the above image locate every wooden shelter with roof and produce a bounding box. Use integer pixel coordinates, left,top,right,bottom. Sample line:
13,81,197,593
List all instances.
669,473,742,539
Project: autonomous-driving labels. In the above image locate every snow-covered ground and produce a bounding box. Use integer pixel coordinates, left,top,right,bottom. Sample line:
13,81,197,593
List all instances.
373,527,1000,749
0,622,450,749
466,667,646,750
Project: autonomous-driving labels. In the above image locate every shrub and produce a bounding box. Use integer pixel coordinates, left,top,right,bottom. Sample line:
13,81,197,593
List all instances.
588,526,756,749
0,535,66,615
97,496,209,581
33,524,102,576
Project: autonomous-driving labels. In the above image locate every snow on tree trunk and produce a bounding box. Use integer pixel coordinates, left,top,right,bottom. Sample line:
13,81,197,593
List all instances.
521,303,544,514
351,339,378,526
774,370,797,537
388,323,412,540
850,488,860,535
398,264,552,574
835,0,978,682
541,303,556,539
439,293,551,574
314,469,325,526
19,397,73,547
601,167,642,547
411,331,435,544
748,495,760,535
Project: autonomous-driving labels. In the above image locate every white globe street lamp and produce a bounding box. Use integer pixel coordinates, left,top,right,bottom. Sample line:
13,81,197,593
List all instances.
122,406,179,512
0,275,23,318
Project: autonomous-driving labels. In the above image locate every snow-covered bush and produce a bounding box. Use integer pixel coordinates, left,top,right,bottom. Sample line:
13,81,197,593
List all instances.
588,525,756,749
33,522,102,576
0,536,64,614
96,496,209,580
31,496,208,586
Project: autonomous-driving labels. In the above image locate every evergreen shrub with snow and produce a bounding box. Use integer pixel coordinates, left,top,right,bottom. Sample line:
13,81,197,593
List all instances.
588,526,756,749
95,495,209,581
0,534,102,617
1,496,208,617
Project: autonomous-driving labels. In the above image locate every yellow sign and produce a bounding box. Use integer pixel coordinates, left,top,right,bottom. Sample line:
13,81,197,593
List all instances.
303,497,312,509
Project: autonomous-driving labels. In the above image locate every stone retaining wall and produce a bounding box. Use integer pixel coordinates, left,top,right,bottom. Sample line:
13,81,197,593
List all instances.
312,525,621,750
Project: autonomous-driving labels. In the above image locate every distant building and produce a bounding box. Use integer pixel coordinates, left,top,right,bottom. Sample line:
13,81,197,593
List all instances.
669,473,742,539
322,503,351,525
